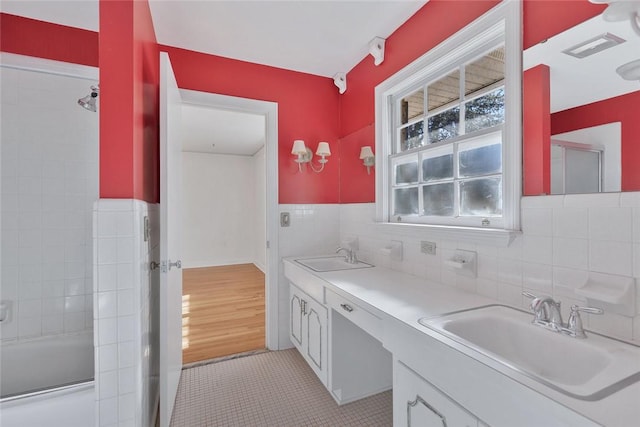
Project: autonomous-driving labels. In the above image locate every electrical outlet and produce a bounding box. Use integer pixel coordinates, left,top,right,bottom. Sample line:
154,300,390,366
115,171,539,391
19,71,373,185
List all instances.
280,212,291,227
421,240,436,255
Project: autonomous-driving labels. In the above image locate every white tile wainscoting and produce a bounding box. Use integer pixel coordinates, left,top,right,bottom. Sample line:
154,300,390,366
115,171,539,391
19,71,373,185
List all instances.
93,199,159,427
339,192,640,343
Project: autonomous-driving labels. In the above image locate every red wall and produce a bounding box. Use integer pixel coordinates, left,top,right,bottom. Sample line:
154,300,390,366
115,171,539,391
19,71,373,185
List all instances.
551,91,640,192
159,45,340,204
337,0,500,203
99,0,159,202
523,65,551,195
4,0,631,205
0,13,98,66
521,0,621,195
522,0,606,50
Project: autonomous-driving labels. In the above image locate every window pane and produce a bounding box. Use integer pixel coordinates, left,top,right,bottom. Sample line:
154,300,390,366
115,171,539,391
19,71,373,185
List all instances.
465,47,504,96
395,162,418,184
427,107,459,143
422,183,454,216
400,121,424,151
465,87,504,133
400,89,424,124
459,143,501,177
459,177,502,216
394,188,419,215
428,70,460,112
422,153,453,182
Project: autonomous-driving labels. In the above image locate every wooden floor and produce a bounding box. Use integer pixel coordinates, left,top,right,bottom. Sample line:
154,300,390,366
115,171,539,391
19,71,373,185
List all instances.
181,264,265,364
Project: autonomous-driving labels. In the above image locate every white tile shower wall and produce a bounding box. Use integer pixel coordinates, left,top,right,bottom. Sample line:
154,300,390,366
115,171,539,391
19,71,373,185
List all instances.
339,192,640,343
278,204,340,349
0,67,98,343
93,199,159,427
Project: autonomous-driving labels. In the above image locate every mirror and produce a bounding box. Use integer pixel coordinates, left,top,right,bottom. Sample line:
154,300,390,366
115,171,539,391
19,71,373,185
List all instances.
523,1,640,195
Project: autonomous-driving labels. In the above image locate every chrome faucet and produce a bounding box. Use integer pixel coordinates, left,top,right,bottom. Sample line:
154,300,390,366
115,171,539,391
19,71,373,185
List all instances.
526,293,564,331
523,292,603,338
336,247,358,264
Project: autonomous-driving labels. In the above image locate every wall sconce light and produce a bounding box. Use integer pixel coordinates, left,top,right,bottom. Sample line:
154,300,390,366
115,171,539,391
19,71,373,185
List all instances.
369,37,386,66
359,146,375,174
292,140,331,173
597,0,640,37
617,58,640,81
333,73,347,94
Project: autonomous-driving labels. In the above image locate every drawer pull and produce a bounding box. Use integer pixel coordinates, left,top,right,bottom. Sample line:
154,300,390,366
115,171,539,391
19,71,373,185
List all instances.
340,303,354,313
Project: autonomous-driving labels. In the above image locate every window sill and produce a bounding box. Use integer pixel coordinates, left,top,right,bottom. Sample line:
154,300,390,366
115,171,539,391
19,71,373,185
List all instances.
374,222,521,247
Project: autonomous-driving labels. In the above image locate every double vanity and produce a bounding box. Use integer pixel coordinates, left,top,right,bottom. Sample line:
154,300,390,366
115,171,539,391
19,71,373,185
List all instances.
283,255,640,427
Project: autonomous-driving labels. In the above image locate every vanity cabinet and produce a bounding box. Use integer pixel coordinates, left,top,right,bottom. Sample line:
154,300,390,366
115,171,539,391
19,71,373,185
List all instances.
327,289,392,404
395,360,483,427
386,317,602,427
289,283,328,385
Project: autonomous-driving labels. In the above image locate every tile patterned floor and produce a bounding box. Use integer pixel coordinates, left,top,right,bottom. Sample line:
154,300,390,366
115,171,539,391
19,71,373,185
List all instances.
170,349,392,426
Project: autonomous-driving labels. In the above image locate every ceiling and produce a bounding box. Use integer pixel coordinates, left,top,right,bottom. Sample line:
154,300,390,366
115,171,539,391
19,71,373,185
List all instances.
1,0,426,77
181,105,265,156
523,13,640,113
1,0,426,155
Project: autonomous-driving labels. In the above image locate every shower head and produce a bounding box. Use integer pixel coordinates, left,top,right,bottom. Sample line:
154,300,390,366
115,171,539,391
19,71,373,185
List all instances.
78,85,99,112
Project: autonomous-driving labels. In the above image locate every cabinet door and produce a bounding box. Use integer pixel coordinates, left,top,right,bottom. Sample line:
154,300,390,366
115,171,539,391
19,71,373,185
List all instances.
305,296,328,384
395,361,478,427
289,286,303,349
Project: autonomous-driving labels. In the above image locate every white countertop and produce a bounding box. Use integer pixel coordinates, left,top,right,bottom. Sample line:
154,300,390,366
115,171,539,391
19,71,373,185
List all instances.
283,256,640,427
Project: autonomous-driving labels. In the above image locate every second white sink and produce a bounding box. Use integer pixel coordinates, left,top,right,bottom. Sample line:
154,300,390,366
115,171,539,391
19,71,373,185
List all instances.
419,305,640,400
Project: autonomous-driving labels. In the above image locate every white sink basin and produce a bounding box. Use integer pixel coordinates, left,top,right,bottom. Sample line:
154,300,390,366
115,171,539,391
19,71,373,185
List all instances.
419,305,640,400
295,256,373,272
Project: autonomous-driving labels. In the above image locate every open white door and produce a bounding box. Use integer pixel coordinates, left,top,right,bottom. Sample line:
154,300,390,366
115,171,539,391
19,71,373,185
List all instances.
159,51,183,427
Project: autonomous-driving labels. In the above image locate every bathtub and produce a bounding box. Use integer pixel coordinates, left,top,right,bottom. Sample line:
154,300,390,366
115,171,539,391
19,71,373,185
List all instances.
0,331,95,426
0,382,95,427
0,331,94,398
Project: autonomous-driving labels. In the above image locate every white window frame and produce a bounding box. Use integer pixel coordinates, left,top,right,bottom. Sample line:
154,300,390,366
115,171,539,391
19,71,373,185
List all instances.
374,1,521,246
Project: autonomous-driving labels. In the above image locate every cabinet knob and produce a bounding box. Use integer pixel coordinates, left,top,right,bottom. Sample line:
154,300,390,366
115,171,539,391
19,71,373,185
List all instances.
340,303,354,313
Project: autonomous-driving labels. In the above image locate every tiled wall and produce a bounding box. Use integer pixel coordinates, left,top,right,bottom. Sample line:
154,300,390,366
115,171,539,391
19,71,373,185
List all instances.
0,67,98,343
339,192,640,343
93,199,159,427
278,204,340,348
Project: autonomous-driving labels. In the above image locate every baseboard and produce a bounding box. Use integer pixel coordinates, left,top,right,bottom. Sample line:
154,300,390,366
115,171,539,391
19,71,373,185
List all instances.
183,259,255,269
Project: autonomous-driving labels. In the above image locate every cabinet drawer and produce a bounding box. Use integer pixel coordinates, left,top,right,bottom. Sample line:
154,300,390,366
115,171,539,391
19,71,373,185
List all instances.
326,289,382,341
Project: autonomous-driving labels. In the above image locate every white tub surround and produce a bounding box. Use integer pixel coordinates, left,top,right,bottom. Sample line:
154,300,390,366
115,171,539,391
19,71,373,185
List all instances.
93,199,160,427
283,257,640,427
0,61,98,345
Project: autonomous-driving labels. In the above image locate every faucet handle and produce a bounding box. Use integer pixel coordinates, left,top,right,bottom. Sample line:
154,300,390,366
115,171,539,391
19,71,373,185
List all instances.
522,291,538,300
570,305,603,316
565,305,603,338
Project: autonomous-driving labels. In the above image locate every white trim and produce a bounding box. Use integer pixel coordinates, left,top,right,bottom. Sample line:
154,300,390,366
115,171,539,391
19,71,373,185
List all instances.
374,0,521,246
179,89,280,350
374,222,520,247
0,52,98,80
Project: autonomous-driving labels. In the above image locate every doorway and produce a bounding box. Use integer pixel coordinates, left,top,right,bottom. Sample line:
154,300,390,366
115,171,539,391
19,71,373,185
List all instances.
177,91,279,364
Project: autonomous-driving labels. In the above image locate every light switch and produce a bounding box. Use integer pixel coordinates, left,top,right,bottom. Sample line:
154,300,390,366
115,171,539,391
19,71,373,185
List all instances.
280,212,290,227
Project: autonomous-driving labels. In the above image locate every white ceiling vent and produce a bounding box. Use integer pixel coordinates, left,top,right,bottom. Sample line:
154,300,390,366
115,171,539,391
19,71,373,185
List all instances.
562,32,626,58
